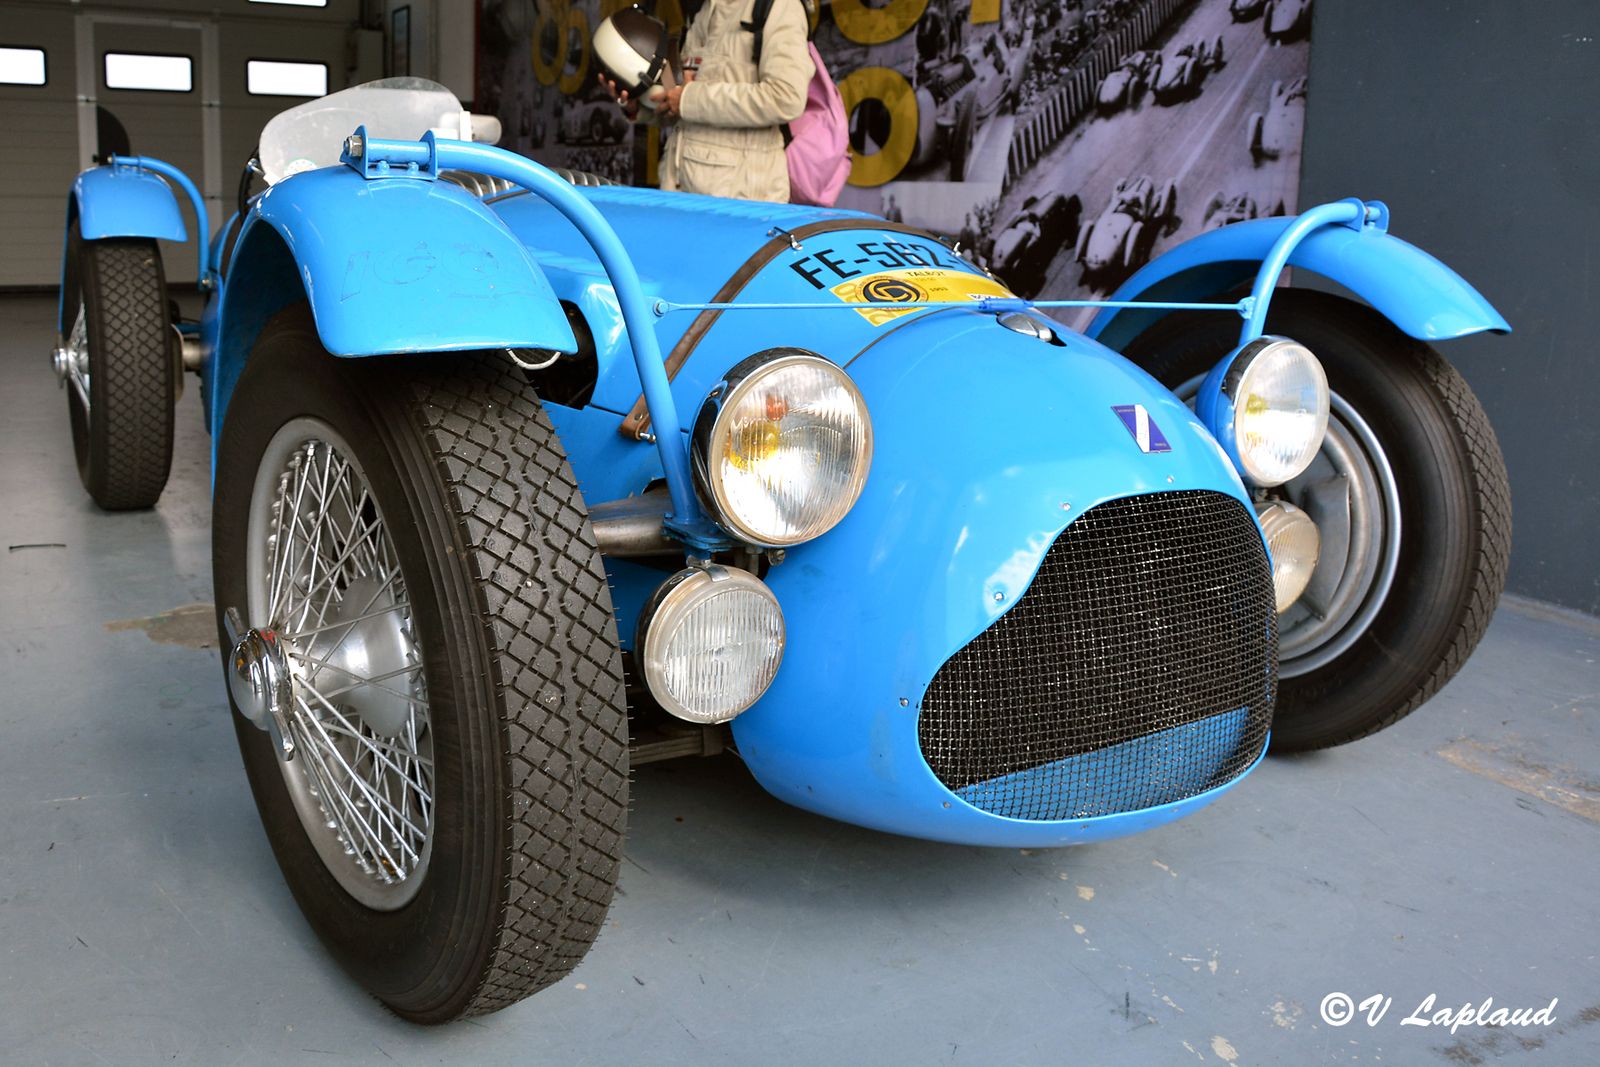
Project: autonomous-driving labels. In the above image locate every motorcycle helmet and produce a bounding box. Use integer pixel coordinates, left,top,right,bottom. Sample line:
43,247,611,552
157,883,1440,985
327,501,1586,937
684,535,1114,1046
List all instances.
593,6,680,109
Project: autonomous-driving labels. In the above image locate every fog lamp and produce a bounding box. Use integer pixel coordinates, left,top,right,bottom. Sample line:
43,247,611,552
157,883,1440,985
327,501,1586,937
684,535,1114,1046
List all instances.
637,565,785,724
1255,500,1321,612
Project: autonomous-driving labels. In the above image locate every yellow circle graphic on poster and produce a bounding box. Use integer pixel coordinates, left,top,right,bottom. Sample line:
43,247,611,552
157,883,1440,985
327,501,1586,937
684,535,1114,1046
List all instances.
837,66,918,188
831,0,929,45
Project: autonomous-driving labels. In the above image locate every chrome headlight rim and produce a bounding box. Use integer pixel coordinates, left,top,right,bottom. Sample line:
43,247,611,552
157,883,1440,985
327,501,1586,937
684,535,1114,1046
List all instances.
1206,336,1330,488
691,347,874,549
636,564,786,724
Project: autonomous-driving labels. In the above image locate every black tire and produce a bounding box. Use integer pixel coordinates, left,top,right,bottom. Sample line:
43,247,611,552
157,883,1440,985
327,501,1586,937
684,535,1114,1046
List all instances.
63,225,174,510
1123,290,1511,751
212,306,629,1022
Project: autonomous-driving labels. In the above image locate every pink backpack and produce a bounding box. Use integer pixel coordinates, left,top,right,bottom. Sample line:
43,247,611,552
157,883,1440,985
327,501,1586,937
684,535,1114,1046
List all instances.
784,42,850,207
747,1,850,207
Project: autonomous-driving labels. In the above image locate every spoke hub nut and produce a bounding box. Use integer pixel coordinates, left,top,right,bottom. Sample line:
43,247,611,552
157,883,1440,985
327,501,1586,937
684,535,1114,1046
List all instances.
229,626,296,758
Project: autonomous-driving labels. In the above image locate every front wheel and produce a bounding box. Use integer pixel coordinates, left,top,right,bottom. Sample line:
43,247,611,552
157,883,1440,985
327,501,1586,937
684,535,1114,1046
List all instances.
1124,291,1511,751
212,307,629,1022
61,226,174,510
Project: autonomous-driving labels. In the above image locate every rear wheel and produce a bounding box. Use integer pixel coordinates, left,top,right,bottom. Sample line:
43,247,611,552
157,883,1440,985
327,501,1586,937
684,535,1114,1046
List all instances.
212,306,629,1022
61,226,174,510
1124,291,1510,750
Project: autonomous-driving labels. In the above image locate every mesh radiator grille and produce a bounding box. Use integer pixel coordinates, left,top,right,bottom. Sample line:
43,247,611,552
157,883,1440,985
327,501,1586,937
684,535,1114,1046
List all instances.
918,490,1276,821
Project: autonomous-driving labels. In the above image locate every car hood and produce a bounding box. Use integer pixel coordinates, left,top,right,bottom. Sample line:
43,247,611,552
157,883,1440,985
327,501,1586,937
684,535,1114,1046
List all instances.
992,222,1034,266
1099,70,1132,99
1086,211,1134,266
491,187,1010,423
1153,60,1190,90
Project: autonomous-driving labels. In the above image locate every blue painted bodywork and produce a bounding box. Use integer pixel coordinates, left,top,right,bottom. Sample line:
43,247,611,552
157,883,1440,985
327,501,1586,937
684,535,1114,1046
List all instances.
71,165,186,242
60,132,1508,849
248,165,575,358
715,310,1257,845
1086,208,1512,352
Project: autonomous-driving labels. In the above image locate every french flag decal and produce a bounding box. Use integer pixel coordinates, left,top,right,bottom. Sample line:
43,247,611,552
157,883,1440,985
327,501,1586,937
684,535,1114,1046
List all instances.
1112,404,1171,454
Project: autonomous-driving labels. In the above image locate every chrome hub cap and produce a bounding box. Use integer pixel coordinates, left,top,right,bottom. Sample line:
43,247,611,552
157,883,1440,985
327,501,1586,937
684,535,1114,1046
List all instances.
1178,377,1400,678
62,303,91,411
245,418,433,909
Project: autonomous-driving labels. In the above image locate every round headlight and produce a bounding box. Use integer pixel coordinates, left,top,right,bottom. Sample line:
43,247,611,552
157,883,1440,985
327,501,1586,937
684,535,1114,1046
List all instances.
638,565,785,724
1256,500,1321,613
1216,337,1330,487
692,349,872,547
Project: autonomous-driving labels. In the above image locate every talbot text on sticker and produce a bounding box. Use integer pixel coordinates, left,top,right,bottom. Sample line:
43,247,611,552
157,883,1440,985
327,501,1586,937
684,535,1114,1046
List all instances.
830,268,1016,325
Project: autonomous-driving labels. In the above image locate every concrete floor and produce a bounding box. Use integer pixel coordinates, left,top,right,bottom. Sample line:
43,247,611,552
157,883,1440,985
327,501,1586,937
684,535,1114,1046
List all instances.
1,291,1597,1066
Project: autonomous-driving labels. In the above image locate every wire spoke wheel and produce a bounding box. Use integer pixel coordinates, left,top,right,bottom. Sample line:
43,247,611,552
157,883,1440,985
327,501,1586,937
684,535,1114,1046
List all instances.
64,302,92,423
213,305,628,1022
247,419,433,909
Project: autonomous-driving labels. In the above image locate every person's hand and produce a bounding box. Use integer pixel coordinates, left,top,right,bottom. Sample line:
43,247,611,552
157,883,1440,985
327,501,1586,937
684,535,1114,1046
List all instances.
597,73,640,119
656,70,694,120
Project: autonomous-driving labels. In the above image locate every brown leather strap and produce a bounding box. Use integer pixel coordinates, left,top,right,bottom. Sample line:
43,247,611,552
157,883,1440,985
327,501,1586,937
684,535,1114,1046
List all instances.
620,218,945,439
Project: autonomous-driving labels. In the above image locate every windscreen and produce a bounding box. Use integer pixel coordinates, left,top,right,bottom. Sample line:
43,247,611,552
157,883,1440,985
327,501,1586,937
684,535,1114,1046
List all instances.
258,77,464,185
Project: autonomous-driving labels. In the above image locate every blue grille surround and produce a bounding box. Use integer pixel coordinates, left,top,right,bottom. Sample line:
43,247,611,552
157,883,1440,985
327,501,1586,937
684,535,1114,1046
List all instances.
918,490,1277,821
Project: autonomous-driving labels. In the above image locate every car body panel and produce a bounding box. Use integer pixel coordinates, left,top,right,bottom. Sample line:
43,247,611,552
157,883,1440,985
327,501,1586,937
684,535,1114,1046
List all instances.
724,310,1261,846
1079,176,1175,276
1252,77,1306,160
1096,52,1155,112
1086,215,1511,350
246,166,577,359
1265,0,1313,40
71,165,187,242
486,186,989,420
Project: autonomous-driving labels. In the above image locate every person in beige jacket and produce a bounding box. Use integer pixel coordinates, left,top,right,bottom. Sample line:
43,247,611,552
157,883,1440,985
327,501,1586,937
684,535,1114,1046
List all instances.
605,0,813,202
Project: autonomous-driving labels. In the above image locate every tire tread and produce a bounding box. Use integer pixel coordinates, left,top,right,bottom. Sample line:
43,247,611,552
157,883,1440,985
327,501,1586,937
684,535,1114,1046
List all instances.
400,355,629,1017
78,237,173,510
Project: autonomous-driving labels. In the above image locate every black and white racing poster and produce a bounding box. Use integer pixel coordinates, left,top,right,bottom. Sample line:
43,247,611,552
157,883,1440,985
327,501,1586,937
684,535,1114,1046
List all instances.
477,0,1312,307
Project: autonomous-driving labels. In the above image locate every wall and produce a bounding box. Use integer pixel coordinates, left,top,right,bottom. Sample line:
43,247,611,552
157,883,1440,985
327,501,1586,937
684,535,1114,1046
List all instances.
1300,1,1600,615
0,0,361,285
378,0,477,103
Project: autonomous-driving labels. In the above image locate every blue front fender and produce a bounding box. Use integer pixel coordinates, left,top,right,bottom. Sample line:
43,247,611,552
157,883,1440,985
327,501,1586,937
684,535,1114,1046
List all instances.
71,165,186,242
1086,215,1511,352
247,165,576,357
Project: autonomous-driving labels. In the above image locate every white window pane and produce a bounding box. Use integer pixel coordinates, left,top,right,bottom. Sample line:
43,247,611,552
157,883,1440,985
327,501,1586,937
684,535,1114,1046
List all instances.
105,53,192,92
248,60,328,97
248,0,329,7
0,47,46,86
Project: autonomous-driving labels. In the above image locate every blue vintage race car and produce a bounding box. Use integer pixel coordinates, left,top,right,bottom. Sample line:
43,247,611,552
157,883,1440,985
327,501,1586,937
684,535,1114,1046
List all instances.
52,78,1510,1022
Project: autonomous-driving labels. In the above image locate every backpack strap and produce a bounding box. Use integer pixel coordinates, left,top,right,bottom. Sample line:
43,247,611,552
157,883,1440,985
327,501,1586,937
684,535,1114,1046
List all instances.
741,0,777,65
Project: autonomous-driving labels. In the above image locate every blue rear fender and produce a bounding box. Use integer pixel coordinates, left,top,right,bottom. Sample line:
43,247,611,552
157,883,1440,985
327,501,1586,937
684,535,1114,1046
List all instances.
62,166,189,330
206,165,576,439
727,312,1267,847
1086,214,1511,352
69,165,187,243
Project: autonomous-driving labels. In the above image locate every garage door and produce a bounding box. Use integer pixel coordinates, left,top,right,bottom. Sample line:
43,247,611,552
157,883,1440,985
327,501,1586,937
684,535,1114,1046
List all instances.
0,3,354,289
